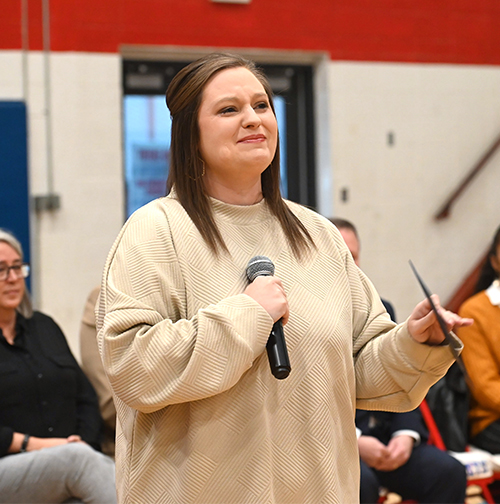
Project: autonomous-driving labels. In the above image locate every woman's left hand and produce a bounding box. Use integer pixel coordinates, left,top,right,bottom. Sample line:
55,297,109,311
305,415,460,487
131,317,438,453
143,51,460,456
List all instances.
407,294,473,345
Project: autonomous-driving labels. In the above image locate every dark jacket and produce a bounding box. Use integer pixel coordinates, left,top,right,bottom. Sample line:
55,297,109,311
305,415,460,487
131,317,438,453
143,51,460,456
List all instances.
0,311,103,456
356,409,429,445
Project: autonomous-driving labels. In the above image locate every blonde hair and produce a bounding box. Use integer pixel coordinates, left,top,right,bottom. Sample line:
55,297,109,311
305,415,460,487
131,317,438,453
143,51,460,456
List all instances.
0,229,33,318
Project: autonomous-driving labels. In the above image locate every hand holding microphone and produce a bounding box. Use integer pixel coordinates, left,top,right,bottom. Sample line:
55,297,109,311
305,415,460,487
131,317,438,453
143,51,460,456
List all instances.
244,256,291,379
244,276,289,325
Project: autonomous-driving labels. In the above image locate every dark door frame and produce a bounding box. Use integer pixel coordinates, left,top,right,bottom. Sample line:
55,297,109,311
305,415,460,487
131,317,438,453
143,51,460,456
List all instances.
122,59,317,209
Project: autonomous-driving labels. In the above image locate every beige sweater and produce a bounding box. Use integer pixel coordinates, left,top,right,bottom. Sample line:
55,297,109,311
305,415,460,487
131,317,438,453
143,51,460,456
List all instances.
97,194,457,504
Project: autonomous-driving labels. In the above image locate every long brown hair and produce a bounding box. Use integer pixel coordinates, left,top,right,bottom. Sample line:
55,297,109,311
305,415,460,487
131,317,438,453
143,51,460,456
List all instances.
475,225,500,293
166,52,314,258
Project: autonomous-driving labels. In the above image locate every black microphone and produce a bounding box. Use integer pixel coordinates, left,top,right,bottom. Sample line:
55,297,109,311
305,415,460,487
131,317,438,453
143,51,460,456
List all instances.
246,256,291,380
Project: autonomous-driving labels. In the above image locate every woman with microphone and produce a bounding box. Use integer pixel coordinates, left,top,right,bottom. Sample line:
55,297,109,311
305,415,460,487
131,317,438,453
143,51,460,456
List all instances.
97,53,471,504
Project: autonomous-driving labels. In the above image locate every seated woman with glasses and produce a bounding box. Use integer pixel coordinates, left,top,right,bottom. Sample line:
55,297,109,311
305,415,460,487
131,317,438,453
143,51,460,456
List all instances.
0,228,117,504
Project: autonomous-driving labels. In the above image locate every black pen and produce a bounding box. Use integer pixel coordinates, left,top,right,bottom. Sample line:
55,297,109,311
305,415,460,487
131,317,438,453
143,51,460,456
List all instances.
409,260,468,380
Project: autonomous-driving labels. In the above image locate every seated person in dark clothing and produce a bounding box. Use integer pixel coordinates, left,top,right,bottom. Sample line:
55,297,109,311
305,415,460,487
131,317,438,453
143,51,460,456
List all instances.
331,218,467,504
0,229,116,504
356,408,466,504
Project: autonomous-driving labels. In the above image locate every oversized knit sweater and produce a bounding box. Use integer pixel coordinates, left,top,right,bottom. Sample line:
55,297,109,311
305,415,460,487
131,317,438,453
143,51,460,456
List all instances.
97,194,458,504
458,289,500,438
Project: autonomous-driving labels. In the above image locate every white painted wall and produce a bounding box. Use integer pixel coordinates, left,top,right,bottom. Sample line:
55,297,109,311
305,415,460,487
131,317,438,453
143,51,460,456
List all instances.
0,50,124,358
328,62,500,321
1,50,500,354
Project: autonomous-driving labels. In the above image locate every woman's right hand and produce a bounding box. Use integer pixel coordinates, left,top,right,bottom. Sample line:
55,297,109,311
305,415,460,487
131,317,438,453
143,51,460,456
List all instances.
244,275,289,324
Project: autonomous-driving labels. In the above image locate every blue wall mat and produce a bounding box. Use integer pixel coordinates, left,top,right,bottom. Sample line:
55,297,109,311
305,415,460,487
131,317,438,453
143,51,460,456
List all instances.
0,101,31,286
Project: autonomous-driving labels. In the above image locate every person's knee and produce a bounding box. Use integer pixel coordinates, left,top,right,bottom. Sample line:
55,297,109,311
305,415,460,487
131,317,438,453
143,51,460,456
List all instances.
446,455,467,488
49,443,111,476
434,451,467,484
46,443,86,464
51,443,116,503
415,447,467,503
61,442,95,456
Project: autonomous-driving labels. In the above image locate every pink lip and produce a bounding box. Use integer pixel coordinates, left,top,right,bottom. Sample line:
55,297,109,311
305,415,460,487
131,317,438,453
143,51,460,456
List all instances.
3,290,19,296
238,134,266,143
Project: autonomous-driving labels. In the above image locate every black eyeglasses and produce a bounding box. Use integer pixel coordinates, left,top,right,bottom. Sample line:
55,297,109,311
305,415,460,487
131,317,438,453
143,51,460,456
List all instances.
0,263,30,281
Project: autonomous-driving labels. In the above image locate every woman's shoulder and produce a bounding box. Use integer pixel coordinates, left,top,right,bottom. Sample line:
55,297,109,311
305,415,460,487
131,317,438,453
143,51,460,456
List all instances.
24,311,66,335
19,312,69,349
114,195,187,243
127,194,184,222
24,310,57,326
284,200,333,228
284,199,320,219
105,195,191,271
284,200,345,246
458,290,493,317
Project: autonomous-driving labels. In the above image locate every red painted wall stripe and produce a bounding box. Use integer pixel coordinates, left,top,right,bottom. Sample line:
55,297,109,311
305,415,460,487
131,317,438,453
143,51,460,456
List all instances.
2,0,500,65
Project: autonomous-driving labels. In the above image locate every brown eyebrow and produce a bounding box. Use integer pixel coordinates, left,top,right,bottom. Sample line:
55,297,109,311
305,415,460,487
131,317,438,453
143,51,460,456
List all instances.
0,259,22,267
213,92,268,107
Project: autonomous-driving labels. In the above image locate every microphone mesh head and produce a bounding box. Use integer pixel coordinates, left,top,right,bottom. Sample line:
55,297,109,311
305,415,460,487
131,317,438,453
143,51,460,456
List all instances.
246,255,274,282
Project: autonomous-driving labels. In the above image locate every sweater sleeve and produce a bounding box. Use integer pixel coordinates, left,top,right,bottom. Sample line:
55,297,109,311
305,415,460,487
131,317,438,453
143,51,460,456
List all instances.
347,255,459,412
97,204,274,414
287,207,460,413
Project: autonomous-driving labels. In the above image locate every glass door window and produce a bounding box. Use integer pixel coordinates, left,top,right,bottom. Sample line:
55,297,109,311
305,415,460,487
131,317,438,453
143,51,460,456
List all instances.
122,60,315,219
124,96,171,216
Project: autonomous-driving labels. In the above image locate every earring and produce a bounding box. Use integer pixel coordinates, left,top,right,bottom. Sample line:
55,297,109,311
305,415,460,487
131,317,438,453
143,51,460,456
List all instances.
188,159,206,181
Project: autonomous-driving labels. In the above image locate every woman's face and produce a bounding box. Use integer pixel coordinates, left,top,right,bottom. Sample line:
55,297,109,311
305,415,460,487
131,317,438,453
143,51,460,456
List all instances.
0,242,25,312
198,67,278,198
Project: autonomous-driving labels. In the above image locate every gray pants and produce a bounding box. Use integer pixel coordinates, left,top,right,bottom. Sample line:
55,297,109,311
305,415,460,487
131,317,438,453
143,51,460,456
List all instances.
0,443,117,504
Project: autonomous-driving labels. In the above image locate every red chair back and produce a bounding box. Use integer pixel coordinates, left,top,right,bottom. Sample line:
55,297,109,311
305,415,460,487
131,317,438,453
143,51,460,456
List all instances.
419,398,447,450
419,398,495,504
